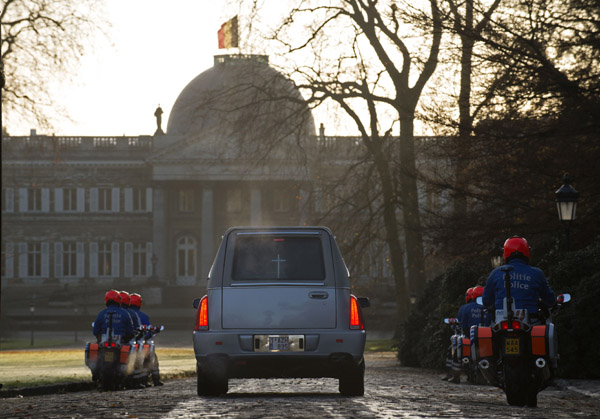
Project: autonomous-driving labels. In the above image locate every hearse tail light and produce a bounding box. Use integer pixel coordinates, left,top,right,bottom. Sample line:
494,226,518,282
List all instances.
350,295,364,330
195,295,208,331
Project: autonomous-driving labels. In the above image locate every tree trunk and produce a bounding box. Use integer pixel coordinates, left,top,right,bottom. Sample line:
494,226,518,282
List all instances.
399,115,427,297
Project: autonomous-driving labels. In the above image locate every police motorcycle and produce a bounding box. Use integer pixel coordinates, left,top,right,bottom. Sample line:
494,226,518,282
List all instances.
85,315,137,391
443,318,479,383
133,324,164,387
471,266,571,407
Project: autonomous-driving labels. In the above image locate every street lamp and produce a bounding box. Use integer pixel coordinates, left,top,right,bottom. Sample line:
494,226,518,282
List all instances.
29,305,35,346
409,293,417,305
555,173,579,251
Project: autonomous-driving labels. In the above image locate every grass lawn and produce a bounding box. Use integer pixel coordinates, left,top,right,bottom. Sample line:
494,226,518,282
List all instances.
0,347,196,389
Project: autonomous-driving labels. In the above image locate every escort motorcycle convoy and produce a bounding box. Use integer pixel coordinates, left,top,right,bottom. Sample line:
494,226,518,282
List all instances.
470,266,571,407
85,319,164,391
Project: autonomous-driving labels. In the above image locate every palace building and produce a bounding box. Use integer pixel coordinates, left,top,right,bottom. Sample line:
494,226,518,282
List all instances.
1,54,444,331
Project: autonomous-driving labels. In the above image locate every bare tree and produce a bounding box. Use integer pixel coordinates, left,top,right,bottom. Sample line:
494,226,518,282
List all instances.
425,0,600,258
265,0,443,321
1,0,108,132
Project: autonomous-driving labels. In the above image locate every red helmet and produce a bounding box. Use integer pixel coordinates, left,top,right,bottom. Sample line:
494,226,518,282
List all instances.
503,236,531,262
472,286,484,299
465,287,474,303
105,290,121,306
129,293,142,308
119,291,130,306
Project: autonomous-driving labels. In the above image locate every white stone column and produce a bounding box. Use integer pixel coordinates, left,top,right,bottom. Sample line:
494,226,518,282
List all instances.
152,185,167,282
251,187,262,226
201,187,214,279
299,187,310,225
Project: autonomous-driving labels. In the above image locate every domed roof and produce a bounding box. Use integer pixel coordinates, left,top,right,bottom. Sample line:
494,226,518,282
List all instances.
166,54,315,160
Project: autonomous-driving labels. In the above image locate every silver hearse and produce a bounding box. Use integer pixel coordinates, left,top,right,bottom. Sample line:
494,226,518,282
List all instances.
192,226,368,396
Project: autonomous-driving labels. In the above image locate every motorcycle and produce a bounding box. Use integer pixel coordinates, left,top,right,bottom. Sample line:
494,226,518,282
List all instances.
85,316,136,391
443,317,481,384
133,324,164,387
471,266,571,407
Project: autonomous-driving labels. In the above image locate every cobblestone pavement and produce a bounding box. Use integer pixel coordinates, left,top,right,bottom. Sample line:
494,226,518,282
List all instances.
1,353,599,418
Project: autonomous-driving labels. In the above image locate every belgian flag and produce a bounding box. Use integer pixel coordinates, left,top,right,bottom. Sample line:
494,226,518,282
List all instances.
218,16,239,49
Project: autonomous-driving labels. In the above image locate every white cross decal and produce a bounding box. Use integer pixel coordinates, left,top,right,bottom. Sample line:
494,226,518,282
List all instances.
271,254,286,278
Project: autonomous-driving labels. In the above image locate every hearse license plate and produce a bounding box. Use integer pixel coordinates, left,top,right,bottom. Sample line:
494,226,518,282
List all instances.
253,335,304,352
270,336,289,350
505,338,520,355
104,351,114,362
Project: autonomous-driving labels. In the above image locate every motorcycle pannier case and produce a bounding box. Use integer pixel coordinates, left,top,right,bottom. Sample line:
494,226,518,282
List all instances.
531,325,547,356
120,345,131,364
461,338,471,358
85,343,99,366
470,326,493,361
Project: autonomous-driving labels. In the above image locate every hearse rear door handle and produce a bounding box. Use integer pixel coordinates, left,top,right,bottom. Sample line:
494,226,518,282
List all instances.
309,291,329,299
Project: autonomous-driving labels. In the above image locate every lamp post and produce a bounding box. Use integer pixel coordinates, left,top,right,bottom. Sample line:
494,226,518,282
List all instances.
29,305,35,347
554,173,579,252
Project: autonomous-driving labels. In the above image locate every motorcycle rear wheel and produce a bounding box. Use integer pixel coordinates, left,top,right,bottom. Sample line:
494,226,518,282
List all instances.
503,362,527,406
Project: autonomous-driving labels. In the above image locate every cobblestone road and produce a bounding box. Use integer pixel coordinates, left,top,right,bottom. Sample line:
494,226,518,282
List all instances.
2,353,599,418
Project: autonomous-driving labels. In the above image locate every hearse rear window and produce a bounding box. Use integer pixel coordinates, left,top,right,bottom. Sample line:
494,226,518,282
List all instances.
232,236,325,281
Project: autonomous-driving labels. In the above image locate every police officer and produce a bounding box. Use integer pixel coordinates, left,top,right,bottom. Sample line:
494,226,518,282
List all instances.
129,293,163,386
458,286,490,330
119,291,141,331
443,288,474,383
483,236,555,324
93,290,135,344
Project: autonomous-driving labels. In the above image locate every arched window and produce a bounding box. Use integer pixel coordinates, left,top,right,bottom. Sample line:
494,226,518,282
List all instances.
176,236,197,285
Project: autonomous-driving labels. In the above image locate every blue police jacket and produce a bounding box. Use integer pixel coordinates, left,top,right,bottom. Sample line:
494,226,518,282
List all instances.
93,303,135,341
130,306,152,339
457,301,490,332
131,306,150,327
482,259,555,315
125,307,141,329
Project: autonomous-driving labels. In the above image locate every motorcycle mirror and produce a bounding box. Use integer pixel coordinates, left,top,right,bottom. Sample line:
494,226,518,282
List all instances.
159,325,165,331
476,296,483,306
557,293,571,304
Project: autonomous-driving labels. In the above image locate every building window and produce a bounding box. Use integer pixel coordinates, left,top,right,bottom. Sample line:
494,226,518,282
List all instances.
133,188,146,211
63,188,78,212
133,243,147,276
28,188,42,212
176,236,196,279
63,242,77,277
179,189,194,213
27,243,42,277
98,188,112,211
226,189,242,213
98,243,112,276
273,189,290,212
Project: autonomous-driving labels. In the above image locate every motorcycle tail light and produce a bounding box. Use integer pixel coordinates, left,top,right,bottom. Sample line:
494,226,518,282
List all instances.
350,295,364,330
195,295,209,331
111,342,116,348
511,320,521,329
501,321,509,330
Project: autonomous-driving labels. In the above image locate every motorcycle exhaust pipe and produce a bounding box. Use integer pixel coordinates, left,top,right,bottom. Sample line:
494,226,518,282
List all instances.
478,359,497,385
462,357,470,365
535,358,551,381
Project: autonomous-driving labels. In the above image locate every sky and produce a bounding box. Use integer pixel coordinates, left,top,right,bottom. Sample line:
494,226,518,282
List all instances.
36,1,231,137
